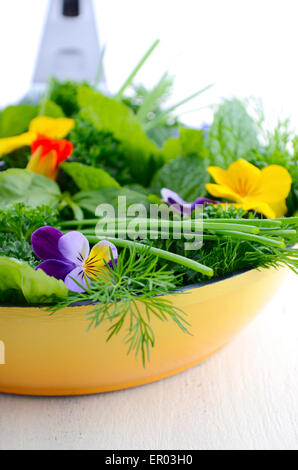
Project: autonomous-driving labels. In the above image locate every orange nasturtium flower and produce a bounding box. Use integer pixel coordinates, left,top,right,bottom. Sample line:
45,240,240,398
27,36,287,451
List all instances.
27,135,73,180
0,116,75,157
206,159,292,218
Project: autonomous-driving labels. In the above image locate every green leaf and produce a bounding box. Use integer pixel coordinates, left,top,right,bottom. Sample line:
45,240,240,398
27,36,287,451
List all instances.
161,127,208,162
162,137,181,162
38,100,65,118
73,187,150,214
115,39,160,100
151,155,210,201
0,105,37,137
179,128,208,158
61,162,120,191
206,98,260,167
0,101,65,139
0,257,68,305
136,72,174,124
0,169,61,209
77,86,159,184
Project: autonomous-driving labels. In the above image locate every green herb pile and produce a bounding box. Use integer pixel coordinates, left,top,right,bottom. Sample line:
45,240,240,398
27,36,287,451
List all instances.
0,41,297,364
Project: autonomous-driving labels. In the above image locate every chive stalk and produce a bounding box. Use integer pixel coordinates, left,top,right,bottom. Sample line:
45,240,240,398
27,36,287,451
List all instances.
86,235,214,277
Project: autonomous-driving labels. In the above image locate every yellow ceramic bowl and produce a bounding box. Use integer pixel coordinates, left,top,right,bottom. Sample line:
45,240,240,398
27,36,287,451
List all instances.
0,266,287,396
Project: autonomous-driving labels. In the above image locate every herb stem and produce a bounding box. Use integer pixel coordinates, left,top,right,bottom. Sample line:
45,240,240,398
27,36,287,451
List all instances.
86,235,214,277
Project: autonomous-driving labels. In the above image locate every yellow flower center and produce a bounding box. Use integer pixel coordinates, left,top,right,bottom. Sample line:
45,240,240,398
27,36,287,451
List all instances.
83,254,105,280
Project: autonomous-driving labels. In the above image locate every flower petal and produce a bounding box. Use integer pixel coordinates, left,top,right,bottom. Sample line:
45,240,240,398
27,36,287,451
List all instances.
31,226,64,261
248,165,292,203
268,199,288,218
208,159,261,196
64,267,89,293
191,197,217,210
98,240,119,266
35,259,75,280
58,231,90,264
241,200,276,219
85,240,118,278
206,183,243,202
161,188,193,215
161,188,188,206
27,149,58,180
29,116,75,139
0,132,37,157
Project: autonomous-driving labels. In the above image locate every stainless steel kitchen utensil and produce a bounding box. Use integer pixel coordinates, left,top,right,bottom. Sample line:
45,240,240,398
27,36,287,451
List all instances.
33,0,105,86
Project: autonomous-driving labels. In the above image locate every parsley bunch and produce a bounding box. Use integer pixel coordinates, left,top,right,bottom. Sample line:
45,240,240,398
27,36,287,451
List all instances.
0,204,59,266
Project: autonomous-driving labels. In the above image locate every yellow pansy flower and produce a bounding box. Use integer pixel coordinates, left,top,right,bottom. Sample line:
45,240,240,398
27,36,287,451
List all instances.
206,159,292,218
0,116,75,157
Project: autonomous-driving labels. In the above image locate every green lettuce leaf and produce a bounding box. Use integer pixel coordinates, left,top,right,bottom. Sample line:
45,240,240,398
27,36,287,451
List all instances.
0,257,68,305
61,162,119,191
0,169,61,209
77,86,159,184
206,99,259,167
73,187,150,214
151,155,210,201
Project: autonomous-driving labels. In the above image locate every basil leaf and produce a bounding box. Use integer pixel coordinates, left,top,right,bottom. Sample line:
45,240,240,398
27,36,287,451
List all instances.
61,162,119,191
0,169,61,209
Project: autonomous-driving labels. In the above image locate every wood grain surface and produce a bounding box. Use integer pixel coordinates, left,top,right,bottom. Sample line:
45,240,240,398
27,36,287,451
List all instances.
0,271,297,450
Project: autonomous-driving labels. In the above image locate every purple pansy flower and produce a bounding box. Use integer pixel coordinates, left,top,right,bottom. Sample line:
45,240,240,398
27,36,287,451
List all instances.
161,188,217,216
31,226,118,293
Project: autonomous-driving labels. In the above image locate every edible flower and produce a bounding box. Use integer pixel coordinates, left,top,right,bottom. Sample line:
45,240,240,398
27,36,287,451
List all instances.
206,159,292,218
0,116,75,157
27,134,73,179
31,226,118,293
161,188,217,216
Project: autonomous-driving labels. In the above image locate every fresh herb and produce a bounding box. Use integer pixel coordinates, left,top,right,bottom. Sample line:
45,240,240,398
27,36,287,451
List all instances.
0,169,61,209
0,203,59,265
206,98,260,167
49,78,88,117
78,86,159,185
151,155,210,200
50,248,189,366
68,118,134,185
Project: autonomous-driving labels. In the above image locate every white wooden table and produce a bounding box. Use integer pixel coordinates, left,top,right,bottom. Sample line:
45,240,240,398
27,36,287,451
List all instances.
0,271,297,450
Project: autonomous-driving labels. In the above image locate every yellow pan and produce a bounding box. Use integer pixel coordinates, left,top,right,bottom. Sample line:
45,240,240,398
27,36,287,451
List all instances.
0,266,287,396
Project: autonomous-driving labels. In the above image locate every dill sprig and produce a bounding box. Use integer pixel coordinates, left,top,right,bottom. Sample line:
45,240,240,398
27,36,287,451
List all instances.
49,248,190,366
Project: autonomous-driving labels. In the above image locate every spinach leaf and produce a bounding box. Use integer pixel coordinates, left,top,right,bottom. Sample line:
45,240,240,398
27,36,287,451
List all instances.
0,169,61,209
151,155,210,201
0,257,67,305
61,162,119,191
206,99,259,167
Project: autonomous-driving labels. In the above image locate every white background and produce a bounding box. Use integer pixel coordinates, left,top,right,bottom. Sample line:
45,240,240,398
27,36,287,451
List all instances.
0,0,298,130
